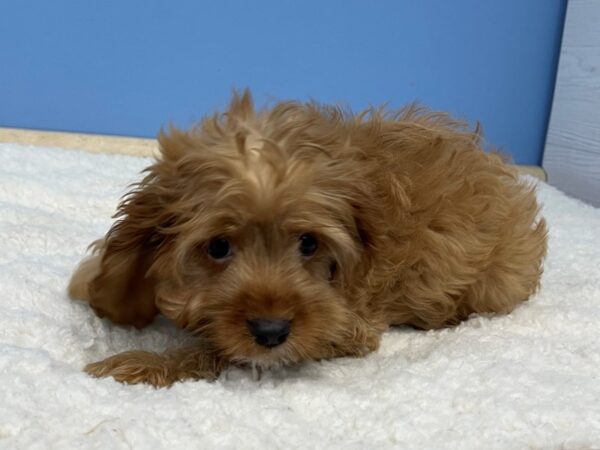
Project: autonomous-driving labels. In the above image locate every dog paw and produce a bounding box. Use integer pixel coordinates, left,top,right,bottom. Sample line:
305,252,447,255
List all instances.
84,347,222,388
85,351,174,387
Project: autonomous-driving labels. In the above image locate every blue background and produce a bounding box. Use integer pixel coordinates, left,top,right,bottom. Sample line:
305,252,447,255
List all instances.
0,1,566,165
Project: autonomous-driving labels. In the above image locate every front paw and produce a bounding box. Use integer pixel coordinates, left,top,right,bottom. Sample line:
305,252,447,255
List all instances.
85,347,223,388
85,351,174,387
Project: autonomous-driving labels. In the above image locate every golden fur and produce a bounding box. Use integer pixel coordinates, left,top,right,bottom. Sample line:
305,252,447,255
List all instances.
69,90,547,387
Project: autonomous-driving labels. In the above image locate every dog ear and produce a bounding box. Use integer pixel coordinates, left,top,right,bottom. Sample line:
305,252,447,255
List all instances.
351,205,379,261
350,173,409,271
85,171,174,328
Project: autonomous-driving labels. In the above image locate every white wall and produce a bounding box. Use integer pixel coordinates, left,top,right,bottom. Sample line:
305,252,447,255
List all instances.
544,0,600,206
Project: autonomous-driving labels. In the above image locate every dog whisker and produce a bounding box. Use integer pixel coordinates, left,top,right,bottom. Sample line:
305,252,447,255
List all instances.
251,362,262,381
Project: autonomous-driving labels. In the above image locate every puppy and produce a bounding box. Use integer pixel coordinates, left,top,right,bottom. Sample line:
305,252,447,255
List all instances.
69,90,547,387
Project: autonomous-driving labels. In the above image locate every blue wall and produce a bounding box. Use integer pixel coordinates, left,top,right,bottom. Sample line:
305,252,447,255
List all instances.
0,0,566,165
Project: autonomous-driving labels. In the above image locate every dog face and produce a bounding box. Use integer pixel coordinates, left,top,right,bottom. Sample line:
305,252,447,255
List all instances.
102,92,379,367
159,155,364,367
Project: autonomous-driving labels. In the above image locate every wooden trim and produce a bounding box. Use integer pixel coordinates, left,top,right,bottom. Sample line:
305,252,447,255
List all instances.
0,127,547,181
0,127,158,157
517,165,547,181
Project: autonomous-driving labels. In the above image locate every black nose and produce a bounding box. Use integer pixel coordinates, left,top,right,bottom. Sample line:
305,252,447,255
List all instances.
247,319,290,348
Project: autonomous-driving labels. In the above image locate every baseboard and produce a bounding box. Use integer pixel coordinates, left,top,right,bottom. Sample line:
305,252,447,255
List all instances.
517,165,547,181
0,127,547,181
0,127,157,157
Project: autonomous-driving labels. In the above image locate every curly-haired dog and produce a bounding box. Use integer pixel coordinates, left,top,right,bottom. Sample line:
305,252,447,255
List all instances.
69,90,547,387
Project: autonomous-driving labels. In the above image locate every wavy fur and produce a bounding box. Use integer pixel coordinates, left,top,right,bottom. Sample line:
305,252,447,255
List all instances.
69,90,547,387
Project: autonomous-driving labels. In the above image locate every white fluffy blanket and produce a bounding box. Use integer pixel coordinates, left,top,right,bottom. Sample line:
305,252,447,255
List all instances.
1,143,599,449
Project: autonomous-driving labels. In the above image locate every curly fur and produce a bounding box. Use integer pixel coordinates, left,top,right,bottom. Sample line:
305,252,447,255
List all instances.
69,90,547,387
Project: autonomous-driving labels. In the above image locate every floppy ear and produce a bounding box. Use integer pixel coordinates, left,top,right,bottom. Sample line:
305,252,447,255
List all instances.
350,172,410,273
70,169,173,328
70,124,198,327
349,205,382,278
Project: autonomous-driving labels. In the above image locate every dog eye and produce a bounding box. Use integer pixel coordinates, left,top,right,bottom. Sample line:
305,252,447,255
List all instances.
299,233,318,257
208,238,232,260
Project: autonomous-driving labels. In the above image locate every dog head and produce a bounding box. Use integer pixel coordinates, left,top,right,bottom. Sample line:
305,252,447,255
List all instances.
96,91,384,367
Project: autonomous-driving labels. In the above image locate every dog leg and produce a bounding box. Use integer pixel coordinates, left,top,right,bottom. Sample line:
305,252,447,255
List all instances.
324,315,383,360
84,344,224,387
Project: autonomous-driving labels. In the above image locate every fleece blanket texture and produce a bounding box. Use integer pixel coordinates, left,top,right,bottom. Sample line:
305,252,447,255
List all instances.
0,143,599,450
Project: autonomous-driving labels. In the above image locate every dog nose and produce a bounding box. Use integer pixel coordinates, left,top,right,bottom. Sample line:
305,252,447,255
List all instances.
247,319,290,348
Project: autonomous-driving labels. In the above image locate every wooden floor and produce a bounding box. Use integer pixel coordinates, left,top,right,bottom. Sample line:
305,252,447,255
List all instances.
0,127,547,181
